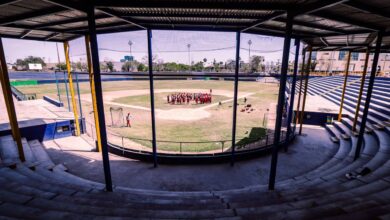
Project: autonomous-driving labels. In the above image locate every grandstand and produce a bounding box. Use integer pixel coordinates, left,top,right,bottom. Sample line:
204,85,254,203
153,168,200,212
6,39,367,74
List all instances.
300,76,390,141
0,0,390,219
0,122,390,219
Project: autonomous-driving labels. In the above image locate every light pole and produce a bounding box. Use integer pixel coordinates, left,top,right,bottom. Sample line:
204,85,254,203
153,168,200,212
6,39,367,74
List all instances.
128,40,133,56
128,40,133,72
248,39,252,63
187,43,191,73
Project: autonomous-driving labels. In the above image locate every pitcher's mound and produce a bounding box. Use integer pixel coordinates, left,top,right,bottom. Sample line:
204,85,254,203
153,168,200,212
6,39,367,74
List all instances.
156,108,210,121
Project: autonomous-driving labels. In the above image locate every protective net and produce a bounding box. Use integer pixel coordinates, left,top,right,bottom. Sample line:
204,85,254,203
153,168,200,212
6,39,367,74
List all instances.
109,107,124,128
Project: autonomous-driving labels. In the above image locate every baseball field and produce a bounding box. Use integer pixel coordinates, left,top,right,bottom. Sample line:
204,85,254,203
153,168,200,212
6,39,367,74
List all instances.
17,78,279,153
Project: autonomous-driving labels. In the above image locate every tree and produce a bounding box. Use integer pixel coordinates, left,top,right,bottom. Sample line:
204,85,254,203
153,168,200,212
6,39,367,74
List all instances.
55,63,67,71
225,59,235,72
249,55,264,73
192,61,204,72
16,56,46,70
100,63,108,72
137,63,147,72
106,61,114,72
122,61,133,72
76,62,83,71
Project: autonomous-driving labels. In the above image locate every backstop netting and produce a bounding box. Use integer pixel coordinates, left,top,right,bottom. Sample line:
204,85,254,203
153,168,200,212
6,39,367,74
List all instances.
109,107,124,128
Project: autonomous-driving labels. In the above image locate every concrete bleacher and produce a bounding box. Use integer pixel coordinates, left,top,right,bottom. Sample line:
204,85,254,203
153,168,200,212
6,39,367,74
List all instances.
295,76,389,144
0,76,388,219
0,113,390,220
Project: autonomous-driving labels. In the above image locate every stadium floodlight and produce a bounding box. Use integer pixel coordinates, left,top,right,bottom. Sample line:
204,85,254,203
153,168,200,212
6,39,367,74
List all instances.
248,39,252,62
128,40,133,56
187,44,191,73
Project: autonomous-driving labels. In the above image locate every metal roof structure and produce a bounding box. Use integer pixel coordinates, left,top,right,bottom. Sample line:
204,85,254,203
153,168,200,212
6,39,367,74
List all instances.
0,0,389,51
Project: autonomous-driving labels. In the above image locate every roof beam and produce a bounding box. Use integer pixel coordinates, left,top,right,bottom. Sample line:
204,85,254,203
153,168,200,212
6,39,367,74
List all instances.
275,17,348,34
94,0,290,10
138,20,252,28
4,23,69,34
0,0,21,7
318,29,375,37
31,14,111,29
343,1,390,19
241,11,285,32
97,8,146,29
0,6,67,25
365,32,378,45
20,30,33,39
293,0,350,15
312,11,382,31
41,0,86,12
44,32,61,40
120,12,268,20
242,0,349,33
0,33,62,42
320,37,329,46
66,21,134,33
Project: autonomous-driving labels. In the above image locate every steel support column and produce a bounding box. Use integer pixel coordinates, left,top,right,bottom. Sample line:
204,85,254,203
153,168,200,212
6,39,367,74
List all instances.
147,29,158,168
268,12,293,190
87,6,113,191
75,72,84,133
354,32,383,160
230,31,241,166
295,49,306,125
352,49,370,132
63,71,70,111
338,51,352,121
85,34,102,152
54,72,62,103
298,47,312,135
64,41,81,136
0,37,25,162
285,38,300,143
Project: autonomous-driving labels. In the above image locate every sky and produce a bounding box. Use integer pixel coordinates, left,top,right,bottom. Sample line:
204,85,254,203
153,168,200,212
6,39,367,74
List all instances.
3,30,299,66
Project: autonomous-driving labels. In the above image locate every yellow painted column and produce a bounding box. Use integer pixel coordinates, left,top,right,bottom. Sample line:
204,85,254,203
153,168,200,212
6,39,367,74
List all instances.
0,38,25,162
85,35,102,152
299,47,312,135
352,49,370,132
338,51,352,121
63,41,81,136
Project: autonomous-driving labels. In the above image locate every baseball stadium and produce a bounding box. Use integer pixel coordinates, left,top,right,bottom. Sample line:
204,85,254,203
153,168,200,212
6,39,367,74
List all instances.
0,0,389,219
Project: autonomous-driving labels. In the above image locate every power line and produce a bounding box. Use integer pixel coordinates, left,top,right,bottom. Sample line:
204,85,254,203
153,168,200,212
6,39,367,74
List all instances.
70,46,288,58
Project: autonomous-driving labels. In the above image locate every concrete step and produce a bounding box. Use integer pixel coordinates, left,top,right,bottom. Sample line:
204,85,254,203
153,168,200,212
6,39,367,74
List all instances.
25,197,236,219
27,140,55,169
0,136,19,166
0,167,77,195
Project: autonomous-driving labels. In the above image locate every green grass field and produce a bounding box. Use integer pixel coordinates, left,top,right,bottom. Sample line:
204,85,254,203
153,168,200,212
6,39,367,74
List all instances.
17,79,279,152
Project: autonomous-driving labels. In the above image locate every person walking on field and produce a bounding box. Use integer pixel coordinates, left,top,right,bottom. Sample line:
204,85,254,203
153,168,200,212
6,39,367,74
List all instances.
126,112,132,127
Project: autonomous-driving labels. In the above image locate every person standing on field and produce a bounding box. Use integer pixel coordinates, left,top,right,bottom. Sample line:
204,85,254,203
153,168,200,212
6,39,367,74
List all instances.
126,112,132,127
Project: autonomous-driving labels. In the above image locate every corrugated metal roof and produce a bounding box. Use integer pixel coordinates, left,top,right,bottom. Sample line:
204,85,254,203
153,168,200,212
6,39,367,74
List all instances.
0,0,388,51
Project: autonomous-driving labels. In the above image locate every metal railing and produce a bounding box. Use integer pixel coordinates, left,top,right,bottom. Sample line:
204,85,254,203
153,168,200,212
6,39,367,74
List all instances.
10,85,36,101
84,120,289,155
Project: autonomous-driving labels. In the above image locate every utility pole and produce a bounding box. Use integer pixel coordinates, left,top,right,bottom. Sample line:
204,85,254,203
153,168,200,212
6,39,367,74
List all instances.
187,43,191,73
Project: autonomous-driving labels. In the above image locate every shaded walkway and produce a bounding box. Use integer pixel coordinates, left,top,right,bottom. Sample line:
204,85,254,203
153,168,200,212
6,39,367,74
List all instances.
44,125,337,191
